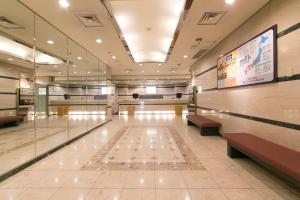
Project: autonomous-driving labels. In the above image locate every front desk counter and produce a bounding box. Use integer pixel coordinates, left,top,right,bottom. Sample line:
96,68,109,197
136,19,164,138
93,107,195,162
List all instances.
48,100,108,115
118,99,189,115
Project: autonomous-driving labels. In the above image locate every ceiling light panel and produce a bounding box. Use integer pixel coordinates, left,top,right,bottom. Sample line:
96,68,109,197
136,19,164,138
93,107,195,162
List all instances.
0,35,64,64
107,0,186,63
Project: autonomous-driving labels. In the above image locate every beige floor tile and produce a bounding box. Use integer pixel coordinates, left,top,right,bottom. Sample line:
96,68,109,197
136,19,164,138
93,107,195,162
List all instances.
1,116,296,200
210,170,250,189
182,170,219,189
189,189,228,200
0,188,24,200
61,171,99,188
223,189,263,200
93,171,128,189
156,189,191,200
49,188,89,200
254,188,285,200
272,188,300,200
245,166,288,189
236,170,269,188
155,171,187,188
0,172,30,188
120,189,155,200
17,188,58,200
125,171,155,189
22,171,71,188
84,189,122,200
200,158,232,171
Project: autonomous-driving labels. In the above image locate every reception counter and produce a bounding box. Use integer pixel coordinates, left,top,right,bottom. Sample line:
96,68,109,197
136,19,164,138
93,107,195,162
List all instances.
48,100,108,115
118,99,189,115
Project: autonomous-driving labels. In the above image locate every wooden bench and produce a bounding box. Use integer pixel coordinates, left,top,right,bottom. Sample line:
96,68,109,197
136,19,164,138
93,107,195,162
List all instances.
223,133,300,188
186,115,221,136
0,116,24,127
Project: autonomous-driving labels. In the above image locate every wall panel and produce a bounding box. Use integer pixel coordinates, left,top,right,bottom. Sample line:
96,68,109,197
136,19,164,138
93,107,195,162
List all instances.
192,0,300,151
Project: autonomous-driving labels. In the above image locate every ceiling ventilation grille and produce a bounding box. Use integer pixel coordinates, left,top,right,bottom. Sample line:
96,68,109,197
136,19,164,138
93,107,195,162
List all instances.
197,11,226,25
0,16,24,29
192,49,209,59
75,14,103,27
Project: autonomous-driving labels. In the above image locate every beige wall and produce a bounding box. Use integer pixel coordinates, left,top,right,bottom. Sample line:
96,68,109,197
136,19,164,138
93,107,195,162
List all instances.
0,62,33,116
116,86,191,101
191,0,300,151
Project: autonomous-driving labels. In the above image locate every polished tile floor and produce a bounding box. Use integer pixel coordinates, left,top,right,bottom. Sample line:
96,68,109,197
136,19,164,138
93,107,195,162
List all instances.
0,115,299,200
0,115,107,174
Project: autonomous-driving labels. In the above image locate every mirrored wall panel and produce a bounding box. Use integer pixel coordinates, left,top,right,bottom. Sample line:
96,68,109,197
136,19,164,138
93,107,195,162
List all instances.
0,0,35,175
0,0,110,178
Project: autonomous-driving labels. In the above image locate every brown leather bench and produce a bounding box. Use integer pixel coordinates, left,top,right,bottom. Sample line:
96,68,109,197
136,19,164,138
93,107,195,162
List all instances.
186,115,221,136
223,133,300,188
0,115,24,127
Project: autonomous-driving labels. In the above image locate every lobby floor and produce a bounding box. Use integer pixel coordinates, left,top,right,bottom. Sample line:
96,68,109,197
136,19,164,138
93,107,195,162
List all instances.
0,115,107,174
0,115,299,200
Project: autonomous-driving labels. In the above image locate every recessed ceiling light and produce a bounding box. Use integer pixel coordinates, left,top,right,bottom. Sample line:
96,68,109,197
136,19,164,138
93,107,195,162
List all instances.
74,71,78,74
87,71,91,74
73,64,76,67
183,55,188,58
141,70,144,73
112,56,117,59
77,56,82,60
156,70,159,73
53,65,57,68
7,58,13,61
104,71,106,74
59,0,69,8
58,71,62,74
172,70,175,73
139,64,143,66
225,0,235,5
47,40,54,45
96,39,102,44
158,63,162,66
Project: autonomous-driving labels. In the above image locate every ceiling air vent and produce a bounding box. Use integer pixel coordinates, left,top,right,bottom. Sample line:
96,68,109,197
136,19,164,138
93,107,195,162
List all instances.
197,11,226,25
0,17,24,29
192,49,209,59
75,14,103,27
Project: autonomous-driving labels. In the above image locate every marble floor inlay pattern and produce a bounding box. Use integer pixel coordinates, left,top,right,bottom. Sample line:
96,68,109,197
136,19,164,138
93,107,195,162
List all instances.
82,126,204,170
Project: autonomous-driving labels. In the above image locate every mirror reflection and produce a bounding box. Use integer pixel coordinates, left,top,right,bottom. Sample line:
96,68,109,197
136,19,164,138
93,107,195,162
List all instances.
0,0,35,174
0,0,110,177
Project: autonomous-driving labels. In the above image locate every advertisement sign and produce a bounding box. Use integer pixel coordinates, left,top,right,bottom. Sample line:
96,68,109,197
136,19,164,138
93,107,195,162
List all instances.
217,26,277,89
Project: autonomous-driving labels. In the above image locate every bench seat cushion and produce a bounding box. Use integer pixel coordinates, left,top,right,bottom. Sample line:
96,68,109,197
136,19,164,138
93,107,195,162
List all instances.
0,116,24,123
187,115,221,127
223,133,300,182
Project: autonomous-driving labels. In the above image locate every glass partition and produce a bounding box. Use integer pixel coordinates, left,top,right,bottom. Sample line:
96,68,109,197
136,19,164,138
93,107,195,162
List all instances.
35,15,69,155
0,0,110,179
67,40,88,139
0,0,35,174
86,52,101,130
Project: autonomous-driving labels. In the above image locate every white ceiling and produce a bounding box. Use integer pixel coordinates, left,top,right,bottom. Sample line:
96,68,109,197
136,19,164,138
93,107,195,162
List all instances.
107,0,186,63
13,0,270,77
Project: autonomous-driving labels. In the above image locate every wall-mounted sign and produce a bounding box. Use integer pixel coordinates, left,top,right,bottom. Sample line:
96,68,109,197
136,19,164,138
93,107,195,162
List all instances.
217,25,277,89
20,72,33,89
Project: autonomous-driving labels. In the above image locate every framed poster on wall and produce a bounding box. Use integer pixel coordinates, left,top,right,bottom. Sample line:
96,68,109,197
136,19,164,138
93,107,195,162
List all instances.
20,72,33,89
217,25,277,89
